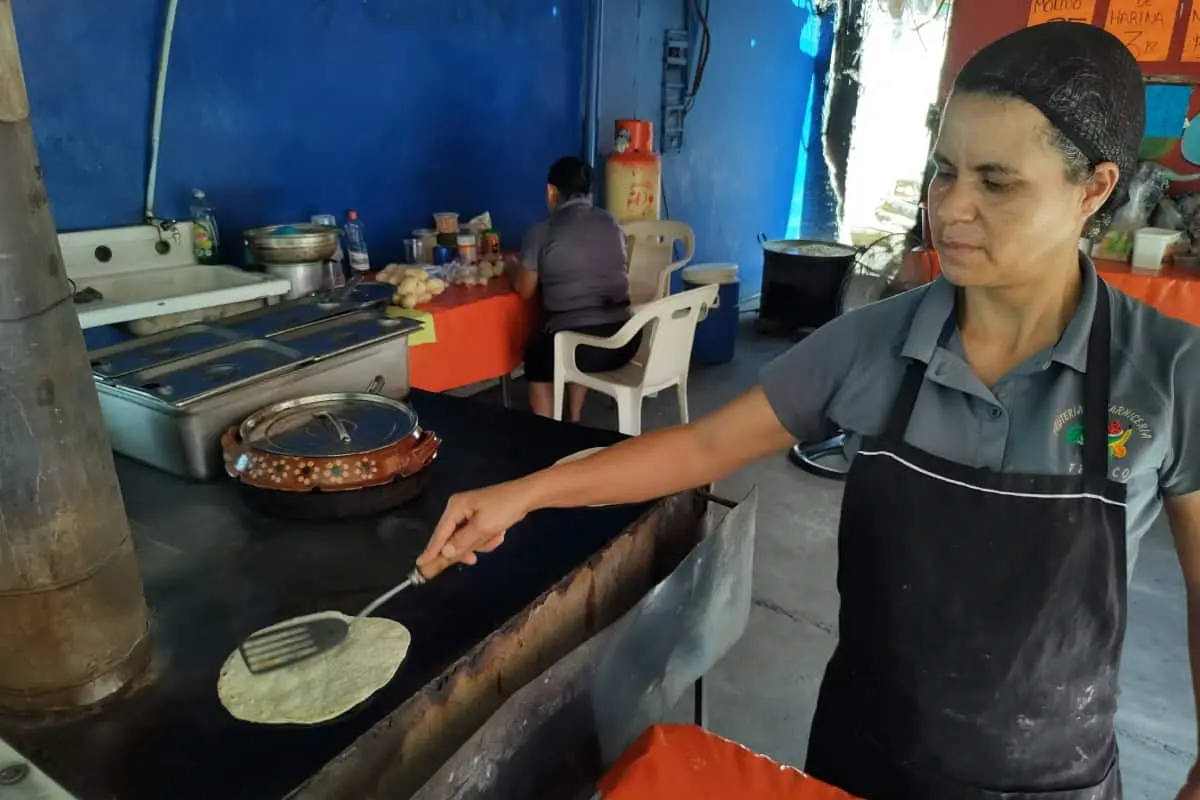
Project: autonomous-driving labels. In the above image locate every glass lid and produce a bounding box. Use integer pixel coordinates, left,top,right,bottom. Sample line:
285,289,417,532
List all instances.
241,392,419,458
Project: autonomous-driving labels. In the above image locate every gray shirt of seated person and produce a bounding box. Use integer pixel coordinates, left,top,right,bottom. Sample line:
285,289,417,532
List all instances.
760,258,1200,579
521,196,631,334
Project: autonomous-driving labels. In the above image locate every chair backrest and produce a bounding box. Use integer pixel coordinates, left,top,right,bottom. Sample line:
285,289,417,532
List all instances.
626,284,717,389
591,489,758,765
622,220,696,304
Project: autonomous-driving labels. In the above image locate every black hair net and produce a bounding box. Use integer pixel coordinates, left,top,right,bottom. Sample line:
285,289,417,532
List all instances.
952,22,1146,228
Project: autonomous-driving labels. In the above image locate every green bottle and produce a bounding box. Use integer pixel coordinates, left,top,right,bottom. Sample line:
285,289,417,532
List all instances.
190,188,221,265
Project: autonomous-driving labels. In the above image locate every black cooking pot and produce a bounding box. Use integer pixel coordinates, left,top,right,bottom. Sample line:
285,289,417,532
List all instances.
756,235,859,336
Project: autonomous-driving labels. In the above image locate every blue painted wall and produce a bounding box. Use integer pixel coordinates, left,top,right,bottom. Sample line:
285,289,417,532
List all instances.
15,0,833,297
598,0,836,296
14,0,585,261
14,0,161,230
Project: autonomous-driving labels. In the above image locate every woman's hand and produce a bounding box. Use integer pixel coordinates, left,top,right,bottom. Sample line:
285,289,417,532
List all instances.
417,480,535,567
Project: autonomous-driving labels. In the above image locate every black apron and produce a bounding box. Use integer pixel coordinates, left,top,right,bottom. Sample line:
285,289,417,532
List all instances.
805,285,1128,799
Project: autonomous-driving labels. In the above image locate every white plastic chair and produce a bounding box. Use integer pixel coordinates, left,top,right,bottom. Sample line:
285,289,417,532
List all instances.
552,284,719,435
622,220,696,305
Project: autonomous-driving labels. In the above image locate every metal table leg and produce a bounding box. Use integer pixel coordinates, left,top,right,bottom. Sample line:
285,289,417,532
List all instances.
500,373,513,409
693,676,707,729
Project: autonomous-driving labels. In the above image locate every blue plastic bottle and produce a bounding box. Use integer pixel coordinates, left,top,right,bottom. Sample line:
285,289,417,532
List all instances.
345,210,371,273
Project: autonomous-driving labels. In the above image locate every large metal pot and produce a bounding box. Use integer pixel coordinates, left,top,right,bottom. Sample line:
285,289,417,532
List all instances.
265,262,326,299
245,223,340,265
756,236,859,335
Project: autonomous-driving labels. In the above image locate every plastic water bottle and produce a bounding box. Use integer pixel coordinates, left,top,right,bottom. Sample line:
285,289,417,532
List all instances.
190,189,220,265
345,210,370,273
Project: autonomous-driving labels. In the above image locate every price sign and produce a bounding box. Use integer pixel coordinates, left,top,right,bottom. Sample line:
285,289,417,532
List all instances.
1104,0,1179,62
1027,0,1098,26
1182,2,1200,62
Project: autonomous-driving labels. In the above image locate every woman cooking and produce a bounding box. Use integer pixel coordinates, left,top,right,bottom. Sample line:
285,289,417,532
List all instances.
421,23,1200,800
512,156,641,422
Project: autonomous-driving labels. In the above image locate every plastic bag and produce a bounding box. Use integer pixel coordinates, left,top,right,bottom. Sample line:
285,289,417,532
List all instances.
1150,196,1185,232
1095,162,1172,259
1174,193,1200,255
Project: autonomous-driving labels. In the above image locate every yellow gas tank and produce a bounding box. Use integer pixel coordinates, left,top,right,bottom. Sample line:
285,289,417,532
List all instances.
605,119,662,223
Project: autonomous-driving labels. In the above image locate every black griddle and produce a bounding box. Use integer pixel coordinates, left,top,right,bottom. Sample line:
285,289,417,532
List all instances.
0,391,651,800
235,471,429,519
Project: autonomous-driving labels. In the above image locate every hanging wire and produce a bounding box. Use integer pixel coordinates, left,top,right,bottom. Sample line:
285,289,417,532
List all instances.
682,0,711,118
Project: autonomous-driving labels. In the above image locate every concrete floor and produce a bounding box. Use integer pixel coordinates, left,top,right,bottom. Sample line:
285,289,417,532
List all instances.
474,320,1195,798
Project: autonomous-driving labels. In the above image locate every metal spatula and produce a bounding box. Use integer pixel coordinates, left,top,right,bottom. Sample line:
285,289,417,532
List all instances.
238,616,349,675
238,555,454,675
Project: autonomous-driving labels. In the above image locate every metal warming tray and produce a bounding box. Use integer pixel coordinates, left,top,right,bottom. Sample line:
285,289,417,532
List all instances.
94,312,423,480
87,283,397,381
88,323,246,379
223,282,394,338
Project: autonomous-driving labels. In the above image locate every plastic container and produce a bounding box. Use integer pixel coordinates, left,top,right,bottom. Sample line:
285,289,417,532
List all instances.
457,232,479,264
683,263,739,365
1130,227,1180,272
190,189,220,265
434,212,460,235
413,228,438,263
399,238,417,264
482,230,501,257
345,210,370,273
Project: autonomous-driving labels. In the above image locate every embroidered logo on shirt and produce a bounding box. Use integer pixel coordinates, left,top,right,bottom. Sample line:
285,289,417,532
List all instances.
1053,404,1153,459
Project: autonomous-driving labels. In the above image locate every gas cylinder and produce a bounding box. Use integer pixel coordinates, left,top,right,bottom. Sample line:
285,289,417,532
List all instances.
605,119,662,223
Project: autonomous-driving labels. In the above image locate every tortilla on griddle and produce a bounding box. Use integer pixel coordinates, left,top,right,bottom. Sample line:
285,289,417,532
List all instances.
218,611,411,725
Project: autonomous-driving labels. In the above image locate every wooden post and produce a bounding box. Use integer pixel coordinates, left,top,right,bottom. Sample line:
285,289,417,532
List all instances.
0,0,151,712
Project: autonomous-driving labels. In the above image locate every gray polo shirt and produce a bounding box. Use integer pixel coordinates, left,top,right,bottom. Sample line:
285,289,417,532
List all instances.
761,258,1200,577
521,196,631,333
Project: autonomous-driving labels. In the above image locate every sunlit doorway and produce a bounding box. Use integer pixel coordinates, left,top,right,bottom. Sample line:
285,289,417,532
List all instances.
842,0,950,246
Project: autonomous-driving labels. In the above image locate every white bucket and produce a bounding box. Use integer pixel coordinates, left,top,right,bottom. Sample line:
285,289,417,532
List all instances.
682,263,738,317
1131,227,1181,272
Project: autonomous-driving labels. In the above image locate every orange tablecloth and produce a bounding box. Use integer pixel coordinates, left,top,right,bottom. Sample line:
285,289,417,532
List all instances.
906,250,1200,327
597,725,859,799
1094,259,1200,327
404,281,535,392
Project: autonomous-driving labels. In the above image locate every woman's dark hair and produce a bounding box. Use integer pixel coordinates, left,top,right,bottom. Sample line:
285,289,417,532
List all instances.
548,156,593,199
952,22,1145,237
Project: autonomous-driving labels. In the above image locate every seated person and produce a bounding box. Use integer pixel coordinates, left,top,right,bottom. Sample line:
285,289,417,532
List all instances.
513,156,642,421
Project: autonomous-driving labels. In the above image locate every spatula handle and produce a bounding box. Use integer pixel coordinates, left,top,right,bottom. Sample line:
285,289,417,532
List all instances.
415,553,457,582
358,556,461,617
